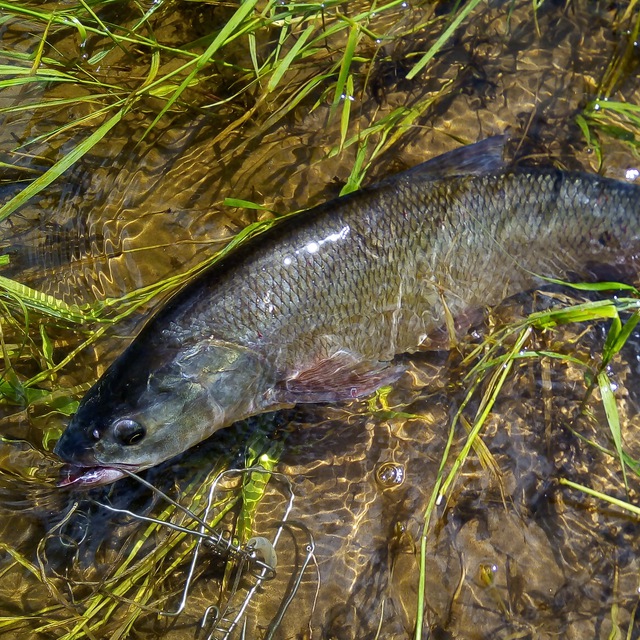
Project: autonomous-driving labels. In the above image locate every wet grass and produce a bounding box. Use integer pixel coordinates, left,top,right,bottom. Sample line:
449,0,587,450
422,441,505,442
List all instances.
0,0,472,216
415,286,640,639
0,434,285,639
576,8,640,161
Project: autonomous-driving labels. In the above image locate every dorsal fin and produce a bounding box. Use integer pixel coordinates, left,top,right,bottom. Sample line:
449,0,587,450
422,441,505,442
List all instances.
406,135,507,180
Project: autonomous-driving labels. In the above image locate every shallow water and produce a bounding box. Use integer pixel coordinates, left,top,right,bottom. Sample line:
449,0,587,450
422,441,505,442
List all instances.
0,0,639,638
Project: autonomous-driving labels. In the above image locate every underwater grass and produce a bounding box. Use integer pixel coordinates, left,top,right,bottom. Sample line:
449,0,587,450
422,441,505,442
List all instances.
579,100,640,160
575,6,640,160
27,447,287,640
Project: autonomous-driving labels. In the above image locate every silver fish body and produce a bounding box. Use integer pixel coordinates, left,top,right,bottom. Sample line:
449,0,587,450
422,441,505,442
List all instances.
54,138,640,486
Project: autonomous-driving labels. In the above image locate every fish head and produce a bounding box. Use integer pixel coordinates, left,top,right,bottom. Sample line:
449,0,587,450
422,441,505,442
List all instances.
54,338,274,488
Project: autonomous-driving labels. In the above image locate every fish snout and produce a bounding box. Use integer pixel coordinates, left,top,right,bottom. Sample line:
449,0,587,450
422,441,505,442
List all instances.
53,427,101,466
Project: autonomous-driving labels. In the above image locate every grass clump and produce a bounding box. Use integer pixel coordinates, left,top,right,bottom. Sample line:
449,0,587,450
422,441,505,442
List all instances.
414,285,640,639
576,7,640,161
0,0,480,217
0,434,286,639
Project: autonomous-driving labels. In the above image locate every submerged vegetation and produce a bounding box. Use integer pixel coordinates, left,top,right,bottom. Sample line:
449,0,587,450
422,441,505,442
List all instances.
0,0,639,638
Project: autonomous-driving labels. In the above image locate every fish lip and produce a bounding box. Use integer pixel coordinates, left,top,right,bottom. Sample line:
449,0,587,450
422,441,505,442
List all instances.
57,462,140,488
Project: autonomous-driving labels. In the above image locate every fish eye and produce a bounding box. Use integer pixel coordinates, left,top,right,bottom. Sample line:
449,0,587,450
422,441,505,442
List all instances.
112,419,146,446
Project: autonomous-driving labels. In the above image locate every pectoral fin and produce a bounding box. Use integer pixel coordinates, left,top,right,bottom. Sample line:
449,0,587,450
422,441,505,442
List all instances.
276,351,405,404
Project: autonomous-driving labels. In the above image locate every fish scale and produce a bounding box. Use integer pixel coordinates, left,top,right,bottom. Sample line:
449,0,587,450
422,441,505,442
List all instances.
54,138,640,486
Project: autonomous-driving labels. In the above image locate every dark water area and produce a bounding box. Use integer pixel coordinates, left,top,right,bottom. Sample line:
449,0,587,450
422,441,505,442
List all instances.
0,0,640,638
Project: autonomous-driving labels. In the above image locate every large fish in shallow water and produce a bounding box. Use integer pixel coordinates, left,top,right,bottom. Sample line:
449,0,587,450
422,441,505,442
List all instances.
54,137,640,486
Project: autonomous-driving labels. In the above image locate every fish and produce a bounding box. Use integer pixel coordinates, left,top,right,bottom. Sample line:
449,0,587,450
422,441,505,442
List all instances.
54,137,640,487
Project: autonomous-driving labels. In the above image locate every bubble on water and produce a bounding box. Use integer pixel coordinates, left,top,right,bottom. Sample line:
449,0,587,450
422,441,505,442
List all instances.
375,461,405,488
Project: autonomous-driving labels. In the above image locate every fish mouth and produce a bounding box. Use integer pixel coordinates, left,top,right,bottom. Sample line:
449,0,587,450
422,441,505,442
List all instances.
57,463,139,488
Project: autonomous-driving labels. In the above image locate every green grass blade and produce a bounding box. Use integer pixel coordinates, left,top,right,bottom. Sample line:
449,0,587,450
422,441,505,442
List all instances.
339,74,354,150
268,23,315,92
597,370,629,493
531,301,619,328
0,107,128,222
406,0,485,80
39,325,54,367
553,280,638,294
140,0,261,141
340,138,368,194
602,311,623,363
558,478,640,517
237,438,282,541
331,22,359,113
0,275,89,323
575,113,602,168
223,197,272,211
607,311,640,359
0,94,114,115
29,14,53,74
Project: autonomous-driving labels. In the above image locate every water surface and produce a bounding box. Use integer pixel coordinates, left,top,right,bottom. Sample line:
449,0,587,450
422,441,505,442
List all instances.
0,1,639,638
